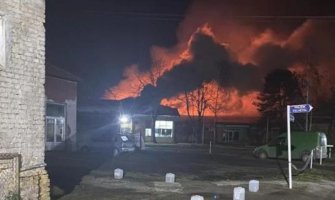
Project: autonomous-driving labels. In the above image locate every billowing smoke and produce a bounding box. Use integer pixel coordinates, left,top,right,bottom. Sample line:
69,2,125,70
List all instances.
104,0,335,116
153,28,262,99
253,20,335,101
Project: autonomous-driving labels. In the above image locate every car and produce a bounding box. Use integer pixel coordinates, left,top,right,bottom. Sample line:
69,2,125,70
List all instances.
78,132,136,156
253,131,328,162
112,134,136,156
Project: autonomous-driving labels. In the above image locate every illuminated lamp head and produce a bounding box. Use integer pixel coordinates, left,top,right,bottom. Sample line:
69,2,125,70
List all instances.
119,115,129,123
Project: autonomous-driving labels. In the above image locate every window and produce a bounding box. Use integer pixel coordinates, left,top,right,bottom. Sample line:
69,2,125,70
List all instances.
46,118,55,142
0,16,5,66
155,120,173,129
156,129,172,137
145,128,152,137
46,103,65,143
46,103,65,117
223,129,239,143
46,117,65,142
155,120,173,137
233,131,239,141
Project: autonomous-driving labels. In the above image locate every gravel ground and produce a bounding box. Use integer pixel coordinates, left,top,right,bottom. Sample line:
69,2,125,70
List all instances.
49,145,335,200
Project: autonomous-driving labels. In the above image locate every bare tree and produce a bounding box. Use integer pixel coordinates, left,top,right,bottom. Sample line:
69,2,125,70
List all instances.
182,83,211,143
207,81,230,144
139,59,166,143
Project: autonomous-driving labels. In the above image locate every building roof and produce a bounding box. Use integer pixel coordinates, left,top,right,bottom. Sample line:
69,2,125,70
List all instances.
78,99,180,117
136,105,180,116
157,105,180,116
179,115,259,124
46,64,81,82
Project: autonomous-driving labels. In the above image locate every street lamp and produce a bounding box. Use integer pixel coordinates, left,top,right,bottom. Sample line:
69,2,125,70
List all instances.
119,115,129,123
119,115,131,134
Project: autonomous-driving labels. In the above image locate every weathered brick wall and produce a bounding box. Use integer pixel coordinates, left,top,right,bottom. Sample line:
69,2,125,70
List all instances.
0,0,49,199
0,154,20,199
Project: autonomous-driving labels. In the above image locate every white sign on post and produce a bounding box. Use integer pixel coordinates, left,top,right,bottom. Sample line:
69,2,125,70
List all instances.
287,104,313,189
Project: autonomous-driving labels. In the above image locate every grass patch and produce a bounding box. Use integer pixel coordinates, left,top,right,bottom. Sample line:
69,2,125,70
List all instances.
294,168,335,182
272,168,335,182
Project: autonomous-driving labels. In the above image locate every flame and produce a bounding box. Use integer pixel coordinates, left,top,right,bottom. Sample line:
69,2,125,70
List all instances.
104,24,217,100
103,65,143,100
105,4,335,118
160,81,259,117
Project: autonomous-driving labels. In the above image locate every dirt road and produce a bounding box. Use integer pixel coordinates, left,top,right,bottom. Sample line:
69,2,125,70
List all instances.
48,144,335,199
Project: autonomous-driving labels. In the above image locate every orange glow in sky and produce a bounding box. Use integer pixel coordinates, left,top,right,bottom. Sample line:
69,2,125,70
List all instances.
104,18,335,117
160,81,259,117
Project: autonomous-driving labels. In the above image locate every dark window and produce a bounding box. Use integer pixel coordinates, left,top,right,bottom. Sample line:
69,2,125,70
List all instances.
233,131,239,141
46,103,65,117
155,128,172,137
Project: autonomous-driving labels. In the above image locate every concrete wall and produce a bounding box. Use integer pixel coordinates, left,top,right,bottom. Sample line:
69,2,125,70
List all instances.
0,0,49,199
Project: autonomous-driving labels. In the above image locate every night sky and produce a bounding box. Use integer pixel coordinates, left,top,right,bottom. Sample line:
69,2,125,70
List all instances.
46,0,335,110
46,0,190,102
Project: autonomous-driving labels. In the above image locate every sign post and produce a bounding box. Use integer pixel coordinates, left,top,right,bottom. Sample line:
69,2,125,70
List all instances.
286,105,293,189
287,104,313,189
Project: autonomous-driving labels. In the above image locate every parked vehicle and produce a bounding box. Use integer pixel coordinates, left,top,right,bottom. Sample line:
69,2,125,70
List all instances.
253,131,328,162
112,134,136,156
78,132,136,156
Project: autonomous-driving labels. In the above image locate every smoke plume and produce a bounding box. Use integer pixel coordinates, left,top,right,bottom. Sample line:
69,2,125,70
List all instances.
104,1,335,116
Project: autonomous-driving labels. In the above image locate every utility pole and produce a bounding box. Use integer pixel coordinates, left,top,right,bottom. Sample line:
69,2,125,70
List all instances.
305,81,309,132
213,118,216,144
305,81,310,132
309,110,313,131
266,116,269,143
287,105,293,189
202,121,205,144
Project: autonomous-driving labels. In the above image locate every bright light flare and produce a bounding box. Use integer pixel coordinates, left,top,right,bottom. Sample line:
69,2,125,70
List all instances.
119,115,130,123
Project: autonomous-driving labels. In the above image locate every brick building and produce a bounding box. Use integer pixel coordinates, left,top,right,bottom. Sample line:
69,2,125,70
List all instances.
0,0,49,199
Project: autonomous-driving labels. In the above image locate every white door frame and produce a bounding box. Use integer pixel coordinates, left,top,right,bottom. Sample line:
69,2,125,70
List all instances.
45,116,65,150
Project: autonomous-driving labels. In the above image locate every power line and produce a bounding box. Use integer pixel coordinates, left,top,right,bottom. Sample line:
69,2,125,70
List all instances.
82,10,335,21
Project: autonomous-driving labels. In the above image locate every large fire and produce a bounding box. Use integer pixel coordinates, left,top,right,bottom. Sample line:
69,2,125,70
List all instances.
160,81,259,117
104,2,335,117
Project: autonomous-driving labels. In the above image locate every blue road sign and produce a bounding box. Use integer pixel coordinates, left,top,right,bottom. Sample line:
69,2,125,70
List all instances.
289,104,313,113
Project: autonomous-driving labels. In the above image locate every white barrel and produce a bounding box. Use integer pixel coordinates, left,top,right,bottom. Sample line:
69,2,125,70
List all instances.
165,173,175,183
249,180,259,192
114,168,123,179
233,187,245,200
190,195,204,200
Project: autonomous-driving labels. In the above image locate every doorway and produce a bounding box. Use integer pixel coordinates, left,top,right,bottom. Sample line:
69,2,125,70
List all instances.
45,103,66,150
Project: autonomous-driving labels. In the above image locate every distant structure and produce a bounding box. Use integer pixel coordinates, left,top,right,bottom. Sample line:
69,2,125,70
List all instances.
78,99,180,144
0,0,49,199
132,105,180,143
45,64,80,151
